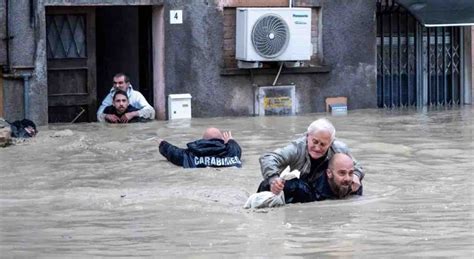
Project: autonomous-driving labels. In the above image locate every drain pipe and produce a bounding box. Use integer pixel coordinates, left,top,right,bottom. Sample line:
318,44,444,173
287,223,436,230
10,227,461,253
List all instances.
22,74,31,119
289,0,293,8
3,73,34,119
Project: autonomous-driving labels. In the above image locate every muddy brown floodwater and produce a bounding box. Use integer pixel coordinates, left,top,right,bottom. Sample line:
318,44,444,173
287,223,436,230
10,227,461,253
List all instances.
1,106,473,257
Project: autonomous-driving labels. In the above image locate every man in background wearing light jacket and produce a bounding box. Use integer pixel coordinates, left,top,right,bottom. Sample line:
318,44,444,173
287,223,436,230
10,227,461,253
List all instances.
97,73,155,122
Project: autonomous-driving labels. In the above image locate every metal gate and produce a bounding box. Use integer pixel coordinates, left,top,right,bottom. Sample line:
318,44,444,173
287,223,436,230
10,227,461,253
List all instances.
376,0,463,107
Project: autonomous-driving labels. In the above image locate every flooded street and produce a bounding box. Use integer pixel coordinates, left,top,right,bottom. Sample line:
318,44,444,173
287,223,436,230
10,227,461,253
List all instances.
1,106,473,257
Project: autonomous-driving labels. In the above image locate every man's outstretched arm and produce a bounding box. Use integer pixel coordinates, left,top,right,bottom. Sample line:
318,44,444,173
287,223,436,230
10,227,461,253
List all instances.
158,139,187,166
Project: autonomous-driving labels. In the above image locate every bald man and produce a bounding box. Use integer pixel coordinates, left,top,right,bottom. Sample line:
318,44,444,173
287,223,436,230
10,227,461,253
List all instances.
268,153,363,204
157,128,242,168
315,153,363,200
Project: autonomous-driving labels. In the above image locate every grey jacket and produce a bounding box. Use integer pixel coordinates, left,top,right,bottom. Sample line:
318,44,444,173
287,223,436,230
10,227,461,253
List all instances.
259,136,364,184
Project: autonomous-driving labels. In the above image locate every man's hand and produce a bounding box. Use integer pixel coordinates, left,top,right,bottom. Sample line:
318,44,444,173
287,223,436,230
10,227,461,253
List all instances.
222,131,233,143
351,174,361,192
105,114,120,123
120,111,139,123
270,176,285,195
154,138,164,146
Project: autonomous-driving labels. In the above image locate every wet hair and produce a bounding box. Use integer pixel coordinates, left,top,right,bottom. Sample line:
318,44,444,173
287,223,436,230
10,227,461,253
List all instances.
307,118,336,141
113,90,129,101
113,72,130,83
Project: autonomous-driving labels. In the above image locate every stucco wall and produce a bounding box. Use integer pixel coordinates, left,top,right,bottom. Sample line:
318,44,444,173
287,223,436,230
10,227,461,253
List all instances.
163,0,377,117
164,0,254,117
8,0,36,68
44,0,163,5
0,0,6,66
317,0,377,110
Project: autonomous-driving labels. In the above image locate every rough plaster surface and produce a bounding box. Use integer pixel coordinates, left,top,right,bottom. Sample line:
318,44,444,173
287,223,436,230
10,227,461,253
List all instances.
8,0,36,68
0,1,6,65
318,0,377,110
44,0,164,5
3,80,24,120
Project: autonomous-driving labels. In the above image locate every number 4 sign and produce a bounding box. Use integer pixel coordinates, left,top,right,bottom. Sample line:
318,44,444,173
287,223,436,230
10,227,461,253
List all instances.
170,10,183,24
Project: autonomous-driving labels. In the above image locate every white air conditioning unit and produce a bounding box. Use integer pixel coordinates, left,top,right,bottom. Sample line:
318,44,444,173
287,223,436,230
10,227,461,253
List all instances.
236,8,312,63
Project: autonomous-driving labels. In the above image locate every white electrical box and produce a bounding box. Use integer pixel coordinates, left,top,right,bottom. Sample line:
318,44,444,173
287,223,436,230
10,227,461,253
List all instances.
168,94,192,119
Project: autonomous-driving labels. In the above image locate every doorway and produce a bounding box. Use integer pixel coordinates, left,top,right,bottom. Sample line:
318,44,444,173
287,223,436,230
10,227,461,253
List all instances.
96,6,154,109
46,6,154,123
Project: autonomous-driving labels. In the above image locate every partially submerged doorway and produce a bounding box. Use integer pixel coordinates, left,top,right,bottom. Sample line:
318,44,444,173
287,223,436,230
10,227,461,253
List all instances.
46,6,154,123
96,6,154,112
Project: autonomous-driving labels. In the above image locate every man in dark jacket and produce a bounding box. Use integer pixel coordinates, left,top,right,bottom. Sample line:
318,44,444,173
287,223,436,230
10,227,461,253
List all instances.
157,128,242,168
8,119,37,138
282,153,363,203
103,90,148,123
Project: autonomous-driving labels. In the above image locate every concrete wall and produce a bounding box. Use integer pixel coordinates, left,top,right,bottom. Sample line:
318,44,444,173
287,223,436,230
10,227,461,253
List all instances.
164,0,251,117
0,0,6,66
44,0,163,5
163,0,377,117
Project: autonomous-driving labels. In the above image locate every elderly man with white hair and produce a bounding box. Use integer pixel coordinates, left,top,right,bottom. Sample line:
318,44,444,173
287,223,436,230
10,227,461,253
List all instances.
258,118,364,203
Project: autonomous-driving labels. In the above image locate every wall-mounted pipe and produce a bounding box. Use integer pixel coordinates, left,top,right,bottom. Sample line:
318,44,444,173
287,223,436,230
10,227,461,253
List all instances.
22,74,31,119
2,72,34,119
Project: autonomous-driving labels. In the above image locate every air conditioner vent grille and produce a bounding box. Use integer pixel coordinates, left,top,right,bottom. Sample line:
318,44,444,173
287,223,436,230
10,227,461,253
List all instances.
251,14,289,58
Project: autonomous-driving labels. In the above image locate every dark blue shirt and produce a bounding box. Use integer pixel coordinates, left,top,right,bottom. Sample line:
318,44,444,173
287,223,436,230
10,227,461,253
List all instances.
312,172,363,201
103,105,145,123
282,173,363,203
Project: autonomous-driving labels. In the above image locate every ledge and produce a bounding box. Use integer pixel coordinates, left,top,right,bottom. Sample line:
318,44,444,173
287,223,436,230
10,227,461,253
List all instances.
220,65,331,76
220,0,322,8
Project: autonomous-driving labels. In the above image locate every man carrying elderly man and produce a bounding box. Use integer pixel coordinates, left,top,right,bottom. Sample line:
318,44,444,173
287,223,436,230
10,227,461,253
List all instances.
257,118,364,203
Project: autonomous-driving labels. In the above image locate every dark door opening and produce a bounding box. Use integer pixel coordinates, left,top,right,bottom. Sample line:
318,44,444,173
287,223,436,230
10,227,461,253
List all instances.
96,6,154,115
